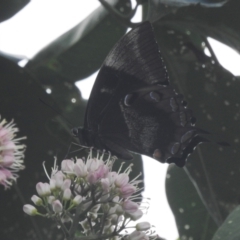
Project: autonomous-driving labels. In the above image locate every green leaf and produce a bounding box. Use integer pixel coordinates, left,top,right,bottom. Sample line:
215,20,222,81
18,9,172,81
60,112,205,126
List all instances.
154,0,240,226
212,206,240,240
166,165,217,240
0,0,30,23
26,0,131,83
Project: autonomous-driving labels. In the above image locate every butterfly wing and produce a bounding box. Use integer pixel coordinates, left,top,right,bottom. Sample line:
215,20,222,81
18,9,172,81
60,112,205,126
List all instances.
85,22,167,128
82,21,203,166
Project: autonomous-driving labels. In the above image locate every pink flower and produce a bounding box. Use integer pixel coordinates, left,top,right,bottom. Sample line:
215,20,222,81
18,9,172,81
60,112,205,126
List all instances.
87,164,109,184
86,158,104,172
127,209,143,221
87,171,98,184
122,200,139,214
1,154,14,167
0,169,13,188
119,183,136,198
22,149,151,239
115,173,129,187
0,128,9,140
0,117,26,189
95,165,109,179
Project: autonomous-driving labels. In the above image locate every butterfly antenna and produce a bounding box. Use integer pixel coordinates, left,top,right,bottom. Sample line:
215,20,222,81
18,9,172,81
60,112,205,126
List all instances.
65,142,74,159
39,98,74,128
65,142,89,158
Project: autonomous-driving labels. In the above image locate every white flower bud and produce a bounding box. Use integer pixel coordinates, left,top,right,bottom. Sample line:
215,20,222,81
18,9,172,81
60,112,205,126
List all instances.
54,172,64,188
36,182,51,196
127,209,143,221
107,172,118,185
116,205,124,215
127,230,149,240
52,200,63,213
111,214,123,225
31,195,43,206
43,183,51,195
47,196,56,204
74,159,87,178
72,195,82,205
63,188,71,201
23,204,38,216
136,222,151,231
50,179,56,191
61,179,71,191
61,159,75,174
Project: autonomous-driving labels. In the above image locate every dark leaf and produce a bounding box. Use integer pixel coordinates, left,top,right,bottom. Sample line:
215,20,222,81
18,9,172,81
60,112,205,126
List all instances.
153,0,240,226
212,205,240,240
0,0,30,23
0,55,74,239
166,165,218,240
147,0,227,22
0,50,26,63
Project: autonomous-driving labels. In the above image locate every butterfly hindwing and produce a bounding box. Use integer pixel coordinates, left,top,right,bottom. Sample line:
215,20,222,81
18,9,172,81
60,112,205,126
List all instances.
79,21,203,167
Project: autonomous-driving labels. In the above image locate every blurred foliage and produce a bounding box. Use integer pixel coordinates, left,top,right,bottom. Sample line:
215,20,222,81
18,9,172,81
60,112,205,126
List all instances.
0,0,240,239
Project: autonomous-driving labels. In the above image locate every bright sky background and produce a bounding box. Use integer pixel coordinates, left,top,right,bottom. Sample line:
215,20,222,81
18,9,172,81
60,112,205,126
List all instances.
1,1,240,240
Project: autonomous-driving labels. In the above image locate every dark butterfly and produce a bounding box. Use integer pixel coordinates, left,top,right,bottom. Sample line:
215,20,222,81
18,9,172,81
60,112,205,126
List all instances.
73,21,206,167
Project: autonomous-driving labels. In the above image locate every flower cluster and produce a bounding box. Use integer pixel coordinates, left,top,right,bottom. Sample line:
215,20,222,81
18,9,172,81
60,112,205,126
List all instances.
0,117,26,189
23,151,156,240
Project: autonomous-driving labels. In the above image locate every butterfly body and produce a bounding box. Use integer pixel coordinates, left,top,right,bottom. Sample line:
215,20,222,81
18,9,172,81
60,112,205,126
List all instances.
74,21,204,167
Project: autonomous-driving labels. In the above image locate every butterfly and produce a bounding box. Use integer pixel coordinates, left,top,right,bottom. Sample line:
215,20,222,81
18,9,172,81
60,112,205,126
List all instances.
73,21,206,167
